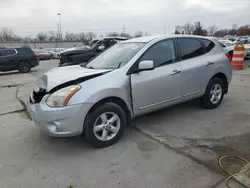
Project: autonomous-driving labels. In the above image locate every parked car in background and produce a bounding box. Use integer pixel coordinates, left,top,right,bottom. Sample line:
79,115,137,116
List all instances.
44,48,65,59
28,35,232,148
236,38,250,58
59,37,127,66
0,47,39,73
54,48,65,59
33,49,53,60
218,40,236,58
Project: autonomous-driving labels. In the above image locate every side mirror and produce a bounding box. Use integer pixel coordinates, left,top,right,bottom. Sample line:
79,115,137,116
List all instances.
97,45,105,51
138,60,155,72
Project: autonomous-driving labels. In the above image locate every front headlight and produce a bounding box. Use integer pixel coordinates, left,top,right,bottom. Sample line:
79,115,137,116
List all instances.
46,85,81,107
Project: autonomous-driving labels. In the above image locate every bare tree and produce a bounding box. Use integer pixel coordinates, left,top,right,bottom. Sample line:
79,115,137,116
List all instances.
120,32,131,38
23,35,33,42
134,31,143,38
47,31,58,41
64,32,79,41
0,27,15,41
107,32,119,37
207,25,218,36
175,25,182,34
85,32,96,44
182,22,194,34
193,22,207,36
36,32,47,41
78,32,85,41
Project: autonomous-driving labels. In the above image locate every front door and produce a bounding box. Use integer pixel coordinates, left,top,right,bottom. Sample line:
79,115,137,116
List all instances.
130,39,183,116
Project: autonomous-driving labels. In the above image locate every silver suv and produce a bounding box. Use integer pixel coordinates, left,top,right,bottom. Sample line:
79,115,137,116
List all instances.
28,35,232,148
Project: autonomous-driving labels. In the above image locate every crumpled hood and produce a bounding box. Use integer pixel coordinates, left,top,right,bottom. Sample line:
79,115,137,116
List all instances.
37,65,110,91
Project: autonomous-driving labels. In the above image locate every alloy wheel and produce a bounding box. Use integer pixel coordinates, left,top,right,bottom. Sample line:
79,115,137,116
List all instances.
93,112,121,141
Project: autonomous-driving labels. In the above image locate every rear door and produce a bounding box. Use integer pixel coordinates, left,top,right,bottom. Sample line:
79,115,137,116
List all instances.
176,38,214,99
0,49,17,71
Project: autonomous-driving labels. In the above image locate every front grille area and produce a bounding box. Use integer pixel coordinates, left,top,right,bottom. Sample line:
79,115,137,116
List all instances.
30,89,47,104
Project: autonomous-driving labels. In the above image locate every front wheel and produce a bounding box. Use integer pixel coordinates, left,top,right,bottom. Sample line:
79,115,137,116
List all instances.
18,61,31,73
201,78,225,109
84,102,127,148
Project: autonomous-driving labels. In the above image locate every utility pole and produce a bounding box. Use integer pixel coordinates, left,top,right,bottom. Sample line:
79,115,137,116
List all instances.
57,23,60,40
164,26,166,35
57,13,62,40
123,25,126,36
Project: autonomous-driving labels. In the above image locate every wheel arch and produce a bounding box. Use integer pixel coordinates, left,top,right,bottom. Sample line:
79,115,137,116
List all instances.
18,60,31,67
211,72,228,94
84,97,132,127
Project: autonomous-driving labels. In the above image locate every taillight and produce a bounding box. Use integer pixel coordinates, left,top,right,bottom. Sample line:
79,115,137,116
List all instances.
225,53,232,62
34,53,38,56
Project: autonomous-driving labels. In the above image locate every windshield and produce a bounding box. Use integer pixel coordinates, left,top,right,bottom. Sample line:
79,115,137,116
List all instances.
89,40,99,47
85,42,145,69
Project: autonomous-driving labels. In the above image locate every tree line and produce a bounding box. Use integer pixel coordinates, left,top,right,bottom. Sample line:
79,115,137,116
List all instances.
0,22,249,43
174,22,250,37
0,28,149,43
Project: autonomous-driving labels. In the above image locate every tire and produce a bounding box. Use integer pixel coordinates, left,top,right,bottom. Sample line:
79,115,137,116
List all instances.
201,78,225,109
229,51,233,58
84,102,127,148
18,61,31,73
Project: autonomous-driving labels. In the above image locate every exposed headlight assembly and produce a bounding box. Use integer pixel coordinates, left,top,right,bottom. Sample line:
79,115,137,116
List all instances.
46,85,81,107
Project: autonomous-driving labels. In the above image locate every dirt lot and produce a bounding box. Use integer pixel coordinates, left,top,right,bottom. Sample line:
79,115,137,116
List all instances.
0,60,250,188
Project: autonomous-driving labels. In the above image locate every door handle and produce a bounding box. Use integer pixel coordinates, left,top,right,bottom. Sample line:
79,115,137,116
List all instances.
206,62,214,66
170,70,181,75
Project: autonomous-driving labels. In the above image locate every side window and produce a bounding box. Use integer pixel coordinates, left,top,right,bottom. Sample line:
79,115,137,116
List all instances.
176,38,205,60
140,39,176,67
17,48,32,54
201,39,215,52
2,49,16,56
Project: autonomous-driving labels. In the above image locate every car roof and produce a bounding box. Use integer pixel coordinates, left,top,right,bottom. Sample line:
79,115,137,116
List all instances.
122,35,213,43
93,37,127,41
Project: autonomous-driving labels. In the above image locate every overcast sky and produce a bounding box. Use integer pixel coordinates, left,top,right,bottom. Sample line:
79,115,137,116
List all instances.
0,0,249,37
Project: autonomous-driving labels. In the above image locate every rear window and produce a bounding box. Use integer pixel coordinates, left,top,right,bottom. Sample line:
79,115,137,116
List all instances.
201,39,215,52
176,38,205,60
16,48,34,54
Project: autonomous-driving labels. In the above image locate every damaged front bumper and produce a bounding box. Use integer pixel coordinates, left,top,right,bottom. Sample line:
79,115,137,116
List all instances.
27,91,92,137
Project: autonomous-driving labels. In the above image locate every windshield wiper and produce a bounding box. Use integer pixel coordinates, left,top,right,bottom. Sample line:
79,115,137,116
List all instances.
117,62,122,69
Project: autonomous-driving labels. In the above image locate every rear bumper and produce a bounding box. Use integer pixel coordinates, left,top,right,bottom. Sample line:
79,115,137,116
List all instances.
31,59,39,67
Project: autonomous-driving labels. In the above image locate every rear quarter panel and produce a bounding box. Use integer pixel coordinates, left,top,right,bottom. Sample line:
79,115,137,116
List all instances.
207,40,233,86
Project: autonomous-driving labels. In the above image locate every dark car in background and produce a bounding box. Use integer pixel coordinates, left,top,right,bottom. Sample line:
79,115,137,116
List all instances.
59,37,127,66
0,47,39,73
33,49,53,60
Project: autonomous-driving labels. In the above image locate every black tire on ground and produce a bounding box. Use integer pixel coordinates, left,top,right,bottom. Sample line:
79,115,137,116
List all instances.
18,61,31,73
201,77,225,109
84,102,127,148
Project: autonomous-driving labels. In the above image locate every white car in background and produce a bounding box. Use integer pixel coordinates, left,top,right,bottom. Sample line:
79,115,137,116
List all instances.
236,39,250,58
44,48,66,59
218,40,236,58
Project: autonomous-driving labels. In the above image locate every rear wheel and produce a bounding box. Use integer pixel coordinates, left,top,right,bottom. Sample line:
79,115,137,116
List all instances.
84,102,126,148
229,51,233,59
201,78,225,109
18,61,31,73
